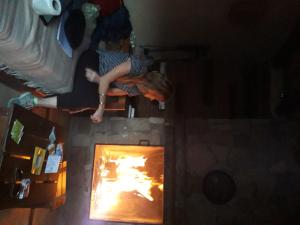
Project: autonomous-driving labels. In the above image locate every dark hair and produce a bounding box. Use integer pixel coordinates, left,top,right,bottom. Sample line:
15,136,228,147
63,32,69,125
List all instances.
141,71,173,100
117,71,173,101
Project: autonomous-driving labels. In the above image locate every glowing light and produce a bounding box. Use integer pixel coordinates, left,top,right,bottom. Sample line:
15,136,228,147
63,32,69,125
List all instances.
90,145,164,224
93,155,162,215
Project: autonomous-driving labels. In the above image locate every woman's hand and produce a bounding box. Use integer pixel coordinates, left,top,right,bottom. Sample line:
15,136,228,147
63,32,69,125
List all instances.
85,68,100,84
90,106,104,123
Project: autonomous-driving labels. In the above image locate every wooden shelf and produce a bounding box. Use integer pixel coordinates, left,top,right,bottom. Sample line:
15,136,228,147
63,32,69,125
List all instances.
0,105,66,209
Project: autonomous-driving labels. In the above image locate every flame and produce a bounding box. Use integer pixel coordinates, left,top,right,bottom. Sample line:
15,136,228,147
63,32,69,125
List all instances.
93,153,163,215
158,184,164,191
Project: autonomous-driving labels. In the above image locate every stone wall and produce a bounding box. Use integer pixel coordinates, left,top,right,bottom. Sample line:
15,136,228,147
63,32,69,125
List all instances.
174,119,300,225
56,117,300,225
63,117,167,225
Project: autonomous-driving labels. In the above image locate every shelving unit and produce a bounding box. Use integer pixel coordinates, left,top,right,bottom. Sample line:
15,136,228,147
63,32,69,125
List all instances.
0,105,66,209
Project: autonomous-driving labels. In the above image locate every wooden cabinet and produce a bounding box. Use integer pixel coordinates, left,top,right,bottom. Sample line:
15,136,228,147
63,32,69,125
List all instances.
0,105,66,209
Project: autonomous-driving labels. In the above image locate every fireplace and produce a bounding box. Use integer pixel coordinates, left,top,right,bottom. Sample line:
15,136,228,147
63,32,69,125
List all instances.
90,144,164,224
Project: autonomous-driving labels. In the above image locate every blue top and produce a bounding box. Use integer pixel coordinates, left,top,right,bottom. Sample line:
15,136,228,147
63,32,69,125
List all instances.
97,50,153,96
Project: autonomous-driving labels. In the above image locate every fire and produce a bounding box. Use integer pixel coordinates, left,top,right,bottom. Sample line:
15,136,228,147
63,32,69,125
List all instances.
90,145,164,224
93,154,162,215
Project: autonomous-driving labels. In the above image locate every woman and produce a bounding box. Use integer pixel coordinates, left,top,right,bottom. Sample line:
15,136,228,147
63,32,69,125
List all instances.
8,50,173,123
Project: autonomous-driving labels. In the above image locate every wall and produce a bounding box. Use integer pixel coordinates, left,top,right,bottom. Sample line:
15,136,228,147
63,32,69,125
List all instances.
173,118,300,224
125,0,300,60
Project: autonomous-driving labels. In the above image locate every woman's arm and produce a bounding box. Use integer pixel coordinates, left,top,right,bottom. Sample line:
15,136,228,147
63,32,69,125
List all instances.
90,58,131,123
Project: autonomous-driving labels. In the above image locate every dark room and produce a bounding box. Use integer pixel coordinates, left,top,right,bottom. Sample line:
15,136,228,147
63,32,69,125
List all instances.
0,0,300,225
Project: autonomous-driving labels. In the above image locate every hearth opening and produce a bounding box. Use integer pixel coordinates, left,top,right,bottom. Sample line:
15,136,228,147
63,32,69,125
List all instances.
90,144,164,224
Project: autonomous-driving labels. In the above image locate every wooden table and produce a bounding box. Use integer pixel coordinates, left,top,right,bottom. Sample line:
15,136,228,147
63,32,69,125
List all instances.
0,105,66,209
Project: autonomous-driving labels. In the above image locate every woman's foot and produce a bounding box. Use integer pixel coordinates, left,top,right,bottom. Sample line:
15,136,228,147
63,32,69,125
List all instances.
85,68,100,84
90,106,104,123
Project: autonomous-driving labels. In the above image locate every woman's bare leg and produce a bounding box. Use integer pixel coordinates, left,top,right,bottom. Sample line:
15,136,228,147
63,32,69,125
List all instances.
36,96,58,108
8,92,57,109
